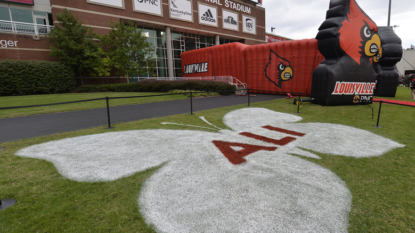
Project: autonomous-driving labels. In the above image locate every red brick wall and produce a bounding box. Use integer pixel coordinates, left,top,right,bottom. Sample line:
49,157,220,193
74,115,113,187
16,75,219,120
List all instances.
1,0,265,62
0,32,55,61
50,0,265,42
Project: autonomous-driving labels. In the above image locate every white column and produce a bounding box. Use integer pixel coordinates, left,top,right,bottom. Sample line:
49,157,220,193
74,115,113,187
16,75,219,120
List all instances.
166,26,174,79
215,35,220,45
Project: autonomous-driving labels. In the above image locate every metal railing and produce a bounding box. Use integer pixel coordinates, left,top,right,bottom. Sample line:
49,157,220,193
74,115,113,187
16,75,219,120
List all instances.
372,99,415,128
144,76,247,91
0,89,244,129
0,20,53,35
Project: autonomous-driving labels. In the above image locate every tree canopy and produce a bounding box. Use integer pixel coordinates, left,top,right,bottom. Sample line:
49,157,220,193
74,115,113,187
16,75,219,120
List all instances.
47,9,155,84
46,9,107,79
100,21,155,78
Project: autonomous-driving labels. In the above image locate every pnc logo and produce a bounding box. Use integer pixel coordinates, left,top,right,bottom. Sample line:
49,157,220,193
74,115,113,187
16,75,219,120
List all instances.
353,95,360,104
137,0,158,6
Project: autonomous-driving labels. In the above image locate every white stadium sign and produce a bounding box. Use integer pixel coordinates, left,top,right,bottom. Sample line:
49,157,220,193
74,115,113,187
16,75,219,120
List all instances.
222,9,238,31
87,0,124,8
242,15,256,34
198,3,218,27
170,0,193,22
134,0,163,16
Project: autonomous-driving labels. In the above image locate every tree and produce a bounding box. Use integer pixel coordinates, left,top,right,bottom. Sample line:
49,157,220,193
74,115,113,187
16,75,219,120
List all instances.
47,9,108,85
100,21,155,80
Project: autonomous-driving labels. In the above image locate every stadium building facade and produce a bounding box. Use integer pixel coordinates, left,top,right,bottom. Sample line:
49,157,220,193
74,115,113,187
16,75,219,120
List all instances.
0,0,265,79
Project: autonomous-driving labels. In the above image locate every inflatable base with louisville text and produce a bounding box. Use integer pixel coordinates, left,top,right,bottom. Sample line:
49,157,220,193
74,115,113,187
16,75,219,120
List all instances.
181,0,402,106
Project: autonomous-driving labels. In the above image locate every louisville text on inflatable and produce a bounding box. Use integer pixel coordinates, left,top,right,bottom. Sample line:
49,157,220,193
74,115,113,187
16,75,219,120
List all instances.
183,62,209,74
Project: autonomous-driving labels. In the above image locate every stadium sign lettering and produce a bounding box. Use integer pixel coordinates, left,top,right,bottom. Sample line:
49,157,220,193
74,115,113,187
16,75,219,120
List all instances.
0,40,18,48
331,82,376,95
137,0,158,6
205,0,251,14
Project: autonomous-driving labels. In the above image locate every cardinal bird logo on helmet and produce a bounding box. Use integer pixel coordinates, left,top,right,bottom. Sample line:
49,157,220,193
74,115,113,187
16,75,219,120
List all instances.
338,0,382,64
264,50,294,88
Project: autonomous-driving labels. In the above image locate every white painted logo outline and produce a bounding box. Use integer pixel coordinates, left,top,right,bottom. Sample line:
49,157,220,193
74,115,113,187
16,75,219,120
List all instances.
15,108,404,232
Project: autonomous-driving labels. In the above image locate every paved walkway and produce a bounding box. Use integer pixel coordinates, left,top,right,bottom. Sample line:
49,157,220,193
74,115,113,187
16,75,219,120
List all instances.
0,94,283,144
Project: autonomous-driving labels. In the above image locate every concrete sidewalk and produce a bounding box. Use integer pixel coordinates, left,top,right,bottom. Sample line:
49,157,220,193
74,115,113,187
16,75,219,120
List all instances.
0,94,284,143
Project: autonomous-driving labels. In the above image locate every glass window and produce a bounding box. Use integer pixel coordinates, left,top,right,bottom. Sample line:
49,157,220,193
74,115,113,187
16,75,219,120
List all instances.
156,48,165,58
174,59,182,69
158,58,166,67
36,18,47,25
135,28,143,34
173,50,182,59
142,28,154,38
171,32,181,40
156,38,165,48
199,35,206,43
172,40,181,49
185,38,196,51
155,29,165,38
206,36,214,45
33,11,47,17
154,59,160,67
0,7,10,21
175,69,183,77
158,68,167,77
10,8,33,23
145,37,155,46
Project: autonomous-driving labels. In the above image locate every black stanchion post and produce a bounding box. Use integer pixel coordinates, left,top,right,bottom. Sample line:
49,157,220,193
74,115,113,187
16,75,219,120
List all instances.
373,100,383,128
105,97,114,129
190,91,194,115
296,93,301,114
247,88,251,107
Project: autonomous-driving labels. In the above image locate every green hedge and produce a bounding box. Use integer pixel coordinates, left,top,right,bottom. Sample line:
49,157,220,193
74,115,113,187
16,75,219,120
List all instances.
0,60,76,96
78,80,236,94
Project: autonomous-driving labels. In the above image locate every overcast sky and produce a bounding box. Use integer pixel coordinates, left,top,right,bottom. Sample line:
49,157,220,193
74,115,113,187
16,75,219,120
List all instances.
262,0,415,49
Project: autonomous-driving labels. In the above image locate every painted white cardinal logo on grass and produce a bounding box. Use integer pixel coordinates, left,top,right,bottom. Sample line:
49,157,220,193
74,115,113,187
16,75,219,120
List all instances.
16,108,404,232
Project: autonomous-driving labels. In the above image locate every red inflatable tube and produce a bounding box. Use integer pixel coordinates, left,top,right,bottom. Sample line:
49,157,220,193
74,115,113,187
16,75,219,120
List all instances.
181,39,324,96
181,43,248,82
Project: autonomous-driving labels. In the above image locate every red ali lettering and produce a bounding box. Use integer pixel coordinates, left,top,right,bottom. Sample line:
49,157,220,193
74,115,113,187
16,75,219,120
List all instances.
213,126,306,165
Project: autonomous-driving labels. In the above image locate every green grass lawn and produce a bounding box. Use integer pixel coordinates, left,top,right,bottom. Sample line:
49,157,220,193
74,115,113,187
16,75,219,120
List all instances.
375,86,415,102
0,92,187,119
0,94,414,232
